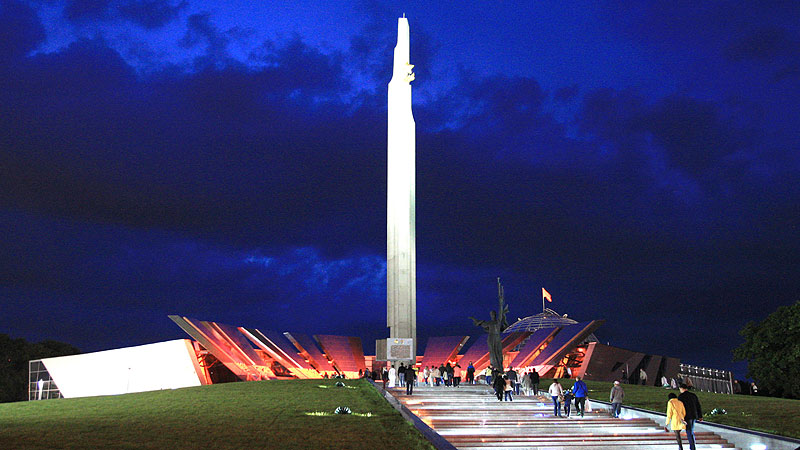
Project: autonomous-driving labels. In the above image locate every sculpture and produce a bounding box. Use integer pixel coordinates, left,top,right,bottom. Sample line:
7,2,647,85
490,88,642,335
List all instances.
470,278,509,370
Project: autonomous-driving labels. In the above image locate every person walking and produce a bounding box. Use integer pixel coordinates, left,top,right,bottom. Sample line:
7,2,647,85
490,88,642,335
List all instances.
423,366,430,386
640,367,648,385
573,376,588,417
665,392,687,450
484,366,493,386
563,388,574,417
678,383,703,450
433,365,441,386
610,380,625,418
521,370,532,396
398,363,406,387
453,362,462,387
493,373,506,401
506,366,519,395
549,379,564,417
446,362,454,387
388,365,397,388
405,365,416,395
531,369,540,395
466,361,475,384
504,375,514,401
381,367,389,390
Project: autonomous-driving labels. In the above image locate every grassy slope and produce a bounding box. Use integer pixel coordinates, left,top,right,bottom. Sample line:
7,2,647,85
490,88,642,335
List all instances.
546,378,800,439
0,379,434,450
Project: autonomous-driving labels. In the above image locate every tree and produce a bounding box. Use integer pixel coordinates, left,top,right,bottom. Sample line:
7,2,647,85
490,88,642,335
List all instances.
0,334,80,403
733,300,800,399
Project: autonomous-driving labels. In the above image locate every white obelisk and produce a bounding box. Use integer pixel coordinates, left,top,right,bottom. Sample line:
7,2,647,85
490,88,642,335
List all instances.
386,15,416,362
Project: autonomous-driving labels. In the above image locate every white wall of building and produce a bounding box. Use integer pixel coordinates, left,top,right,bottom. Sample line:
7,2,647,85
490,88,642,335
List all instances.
41,339,203,398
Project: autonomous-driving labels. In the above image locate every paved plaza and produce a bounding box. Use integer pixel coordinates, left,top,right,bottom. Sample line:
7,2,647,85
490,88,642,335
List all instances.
388,384,738,449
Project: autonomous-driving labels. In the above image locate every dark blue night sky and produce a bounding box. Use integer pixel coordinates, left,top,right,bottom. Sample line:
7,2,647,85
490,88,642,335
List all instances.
1,1,798,377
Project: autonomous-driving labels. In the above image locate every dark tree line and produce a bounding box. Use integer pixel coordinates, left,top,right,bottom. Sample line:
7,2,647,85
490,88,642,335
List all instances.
0,334,80,403
733,300,800,399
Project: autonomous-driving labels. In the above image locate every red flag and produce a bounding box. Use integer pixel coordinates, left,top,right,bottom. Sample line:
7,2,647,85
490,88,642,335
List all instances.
542,287,552,303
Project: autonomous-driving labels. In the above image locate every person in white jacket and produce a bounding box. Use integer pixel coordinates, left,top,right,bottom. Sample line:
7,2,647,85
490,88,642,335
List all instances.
549,379,564,417
388,365,397,388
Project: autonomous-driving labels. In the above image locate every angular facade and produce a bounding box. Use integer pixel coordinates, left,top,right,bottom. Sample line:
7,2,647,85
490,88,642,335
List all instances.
29,339,204,400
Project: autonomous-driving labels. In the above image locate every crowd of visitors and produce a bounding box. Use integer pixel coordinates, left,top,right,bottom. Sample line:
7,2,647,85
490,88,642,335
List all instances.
367,362,705,447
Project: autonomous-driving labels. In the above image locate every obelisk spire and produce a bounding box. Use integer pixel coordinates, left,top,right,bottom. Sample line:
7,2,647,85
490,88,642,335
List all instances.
386,16,416,363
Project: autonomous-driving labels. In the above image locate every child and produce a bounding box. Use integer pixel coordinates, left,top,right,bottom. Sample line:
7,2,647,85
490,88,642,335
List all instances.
563,388,574,417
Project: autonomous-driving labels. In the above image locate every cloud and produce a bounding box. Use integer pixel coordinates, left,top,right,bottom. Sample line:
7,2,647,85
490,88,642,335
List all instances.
1,3,798,375
553,84,579,102
179,12,229,64
0,0,46,61
118,0,187,29
64,0,111,22
579,89,752,177
725,27,798,62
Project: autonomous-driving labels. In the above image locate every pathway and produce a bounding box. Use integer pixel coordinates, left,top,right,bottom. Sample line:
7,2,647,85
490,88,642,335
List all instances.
389,384,738,450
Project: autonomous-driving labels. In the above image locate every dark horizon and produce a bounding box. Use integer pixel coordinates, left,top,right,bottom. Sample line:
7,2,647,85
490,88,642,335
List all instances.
2,1,799,379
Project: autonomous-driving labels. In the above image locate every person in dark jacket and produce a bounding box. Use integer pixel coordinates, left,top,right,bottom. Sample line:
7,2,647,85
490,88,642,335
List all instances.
531,369,540,395
466,361,475,384
493,372,506,400
398,363,406,387
572,376,588,417
678,383,703,450
563,388,574,416
381,367,389,390
506,367,519,395
405,365,416,395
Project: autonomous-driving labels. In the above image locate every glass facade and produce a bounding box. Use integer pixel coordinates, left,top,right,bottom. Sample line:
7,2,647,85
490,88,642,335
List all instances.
28,360,63,401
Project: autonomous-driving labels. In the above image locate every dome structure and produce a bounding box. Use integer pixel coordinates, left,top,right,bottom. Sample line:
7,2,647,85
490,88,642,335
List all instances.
504,308,598,342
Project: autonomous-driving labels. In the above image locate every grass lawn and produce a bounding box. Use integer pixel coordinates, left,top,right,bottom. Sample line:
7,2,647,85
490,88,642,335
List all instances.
544,378,800,439
0,379,434,450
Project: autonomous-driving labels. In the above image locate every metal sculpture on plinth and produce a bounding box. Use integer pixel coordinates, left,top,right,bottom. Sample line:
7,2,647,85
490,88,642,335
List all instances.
470,278,509,370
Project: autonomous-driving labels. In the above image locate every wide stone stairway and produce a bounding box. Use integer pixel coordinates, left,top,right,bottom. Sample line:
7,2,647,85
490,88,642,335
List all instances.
389,384,738,450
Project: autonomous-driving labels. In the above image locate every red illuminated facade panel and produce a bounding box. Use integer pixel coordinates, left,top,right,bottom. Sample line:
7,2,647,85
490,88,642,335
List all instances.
284,332,337,375
420,336,469,368
529,320,603,375
458,335,488,370
508,328,559,368
313,334,366,377
168,316,273,380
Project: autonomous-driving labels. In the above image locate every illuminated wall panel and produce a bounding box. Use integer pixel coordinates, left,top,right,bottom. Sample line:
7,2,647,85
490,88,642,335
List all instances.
458,335,488,370
169,316,273,380
241,328,317,379
314,335,366,377
508,328,559,368
420,336,469,368
39,339,203,399
530,320,603,375
284,332,336,375
456,332,531,372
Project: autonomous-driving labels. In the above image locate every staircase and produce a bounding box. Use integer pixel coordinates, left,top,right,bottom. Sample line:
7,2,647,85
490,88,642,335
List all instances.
389,384,738,450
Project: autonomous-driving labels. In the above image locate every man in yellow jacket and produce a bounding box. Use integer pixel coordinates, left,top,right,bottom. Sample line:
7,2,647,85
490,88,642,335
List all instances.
665,392,687,450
